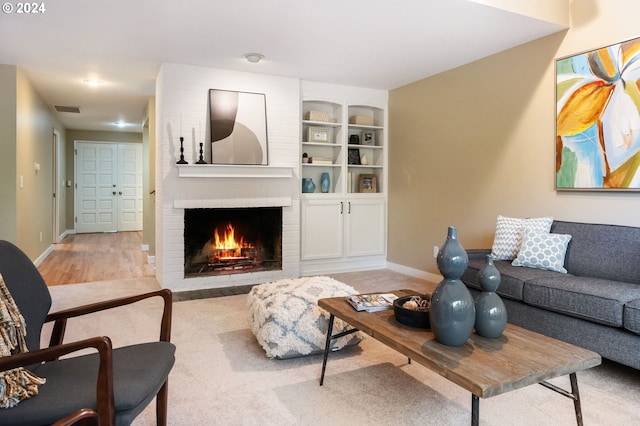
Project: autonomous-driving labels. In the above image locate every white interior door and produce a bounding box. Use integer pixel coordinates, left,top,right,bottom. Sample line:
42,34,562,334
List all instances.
75,141,142,233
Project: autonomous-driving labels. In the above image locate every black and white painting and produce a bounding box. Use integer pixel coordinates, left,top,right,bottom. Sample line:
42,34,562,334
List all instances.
209,89,268,165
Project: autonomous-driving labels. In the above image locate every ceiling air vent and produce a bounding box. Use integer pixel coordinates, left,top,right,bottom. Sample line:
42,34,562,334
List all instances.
54,105,81,113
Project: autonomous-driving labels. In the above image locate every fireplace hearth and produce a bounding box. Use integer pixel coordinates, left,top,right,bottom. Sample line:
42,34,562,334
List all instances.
184,207,282,278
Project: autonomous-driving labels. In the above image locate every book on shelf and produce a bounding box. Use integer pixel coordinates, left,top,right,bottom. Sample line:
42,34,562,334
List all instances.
310,156,332,165
346,293,398,312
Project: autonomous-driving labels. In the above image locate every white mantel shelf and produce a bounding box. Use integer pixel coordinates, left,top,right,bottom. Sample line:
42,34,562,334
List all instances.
177,164,294,178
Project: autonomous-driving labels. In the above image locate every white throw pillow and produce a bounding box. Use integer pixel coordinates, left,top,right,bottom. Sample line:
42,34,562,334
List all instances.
491,215,553,260
511,229,572,273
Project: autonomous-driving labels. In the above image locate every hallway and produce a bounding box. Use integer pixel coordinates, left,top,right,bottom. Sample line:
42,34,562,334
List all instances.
37,232,155,286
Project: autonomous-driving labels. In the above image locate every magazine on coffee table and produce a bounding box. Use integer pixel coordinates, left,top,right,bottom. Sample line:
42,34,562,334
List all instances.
346,293,398,312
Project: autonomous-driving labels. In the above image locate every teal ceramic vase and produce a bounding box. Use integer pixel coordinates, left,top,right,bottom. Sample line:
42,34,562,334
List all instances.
302,178,316,193
429,226,475,346
320,172,330,193
474,255,507,338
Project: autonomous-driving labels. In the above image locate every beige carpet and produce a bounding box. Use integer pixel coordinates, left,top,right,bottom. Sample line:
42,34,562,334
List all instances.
46,272,640,425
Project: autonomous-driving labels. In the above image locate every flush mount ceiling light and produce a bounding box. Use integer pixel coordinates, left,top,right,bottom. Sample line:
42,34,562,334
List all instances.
243,53,264,63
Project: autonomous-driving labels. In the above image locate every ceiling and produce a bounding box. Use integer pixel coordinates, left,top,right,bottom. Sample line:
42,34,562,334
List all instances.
0,0,567,133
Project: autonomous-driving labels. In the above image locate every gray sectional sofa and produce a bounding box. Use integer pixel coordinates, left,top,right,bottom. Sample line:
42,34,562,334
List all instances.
461,220,640,370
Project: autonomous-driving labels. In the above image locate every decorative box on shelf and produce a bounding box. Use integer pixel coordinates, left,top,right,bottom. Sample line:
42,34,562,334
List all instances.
305,110,330,122
349,115,373,125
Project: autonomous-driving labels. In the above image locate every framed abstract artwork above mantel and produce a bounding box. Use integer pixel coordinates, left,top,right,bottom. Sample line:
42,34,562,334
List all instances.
209,89,268,166
555,36,640,191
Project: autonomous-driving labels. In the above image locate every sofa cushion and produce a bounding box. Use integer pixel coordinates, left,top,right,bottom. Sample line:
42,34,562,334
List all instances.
490,215,553,260
550,221,640,284
463,259,565,301
523,275,640,327
623,299,640,335
511,229,571,273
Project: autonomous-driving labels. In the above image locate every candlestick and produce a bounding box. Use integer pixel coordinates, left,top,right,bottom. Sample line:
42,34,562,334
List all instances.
196,142,207,164
176,137,188,164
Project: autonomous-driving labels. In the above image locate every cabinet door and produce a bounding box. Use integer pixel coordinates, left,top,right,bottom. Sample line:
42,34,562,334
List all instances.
345,198,386,257
301,199,344,260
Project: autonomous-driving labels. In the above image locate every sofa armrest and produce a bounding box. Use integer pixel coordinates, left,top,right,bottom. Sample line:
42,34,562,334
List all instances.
466,249,491,261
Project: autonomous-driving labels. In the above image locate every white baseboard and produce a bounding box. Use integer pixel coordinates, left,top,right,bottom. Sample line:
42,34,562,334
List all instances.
385,261,442,283
34,244,54,266
299,256,386,276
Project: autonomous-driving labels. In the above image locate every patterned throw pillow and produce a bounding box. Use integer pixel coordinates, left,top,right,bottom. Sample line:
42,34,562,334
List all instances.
491,215,553,260
511,229,572,273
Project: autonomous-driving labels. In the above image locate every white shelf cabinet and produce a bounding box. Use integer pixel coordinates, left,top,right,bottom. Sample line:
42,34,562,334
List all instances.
301,196,386,260
299,85,388,275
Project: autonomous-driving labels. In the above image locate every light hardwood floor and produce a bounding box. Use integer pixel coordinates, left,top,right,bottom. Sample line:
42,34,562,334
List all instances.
37,232,155,286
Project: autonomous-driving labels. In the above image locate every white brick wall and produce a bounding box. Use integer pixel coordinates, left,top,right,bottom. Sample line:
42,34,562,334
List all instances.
155,64,301,291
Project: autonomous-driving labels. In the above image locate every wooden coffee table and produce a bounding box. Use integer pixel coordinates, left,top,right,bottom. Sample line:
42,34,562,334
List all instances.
318,289,601,426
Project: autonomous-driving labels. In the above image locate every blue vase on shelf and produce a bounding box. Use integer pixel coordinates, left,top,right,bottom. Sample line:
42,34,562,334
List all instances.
320,172,330,193
429,226,476,346
302,178,316,193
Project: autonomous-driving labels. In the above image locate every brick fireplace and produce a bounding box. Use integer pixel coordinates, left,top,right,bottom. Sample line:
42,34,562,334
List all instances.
155,64,301,292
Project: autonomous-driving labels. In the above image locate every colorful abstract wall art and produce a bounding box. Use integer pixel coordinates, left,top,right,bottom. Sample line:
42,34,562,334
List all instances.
556,37,640,190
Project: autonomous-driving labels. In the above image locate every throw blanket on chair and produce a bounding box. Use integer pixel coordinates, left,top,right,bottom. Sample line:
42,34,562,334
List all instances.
0,274,46,408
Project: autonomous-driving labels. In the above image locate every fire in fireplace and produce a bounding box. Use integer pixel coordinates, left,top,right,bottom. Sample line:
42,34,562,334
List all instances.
184,207,282,278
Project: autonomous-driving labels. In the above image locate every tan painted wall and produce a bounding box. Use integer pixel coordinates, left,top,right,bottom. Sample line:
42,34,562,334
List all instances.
468,0,570,26
388,0,640,276
0,65,18,243
15,68,66,259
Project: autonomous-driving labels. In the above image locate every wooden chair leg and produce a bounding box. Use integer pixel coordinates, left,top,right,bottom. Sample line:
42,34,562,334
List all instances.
157,380,169,426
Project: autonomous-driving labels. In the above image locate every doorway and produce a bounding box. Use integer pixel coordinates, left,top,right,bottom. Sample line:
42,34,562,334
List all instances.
75,141,143,233
52,129,65,242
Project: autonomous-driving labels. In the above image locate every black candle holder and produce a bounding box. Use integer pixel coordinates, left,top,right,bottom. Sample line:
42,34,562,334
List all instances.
196,142,207,164
176,137,188,164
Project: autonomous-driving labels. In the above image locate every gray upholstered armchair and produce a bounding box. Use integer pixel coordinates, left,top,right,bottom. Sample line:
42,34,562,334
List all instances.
0,240,175,425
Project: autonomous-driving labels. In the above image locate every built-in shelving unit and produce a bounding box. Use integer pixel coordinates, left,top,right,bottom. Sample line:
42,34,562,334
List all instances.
299,84,388,275
301,101,385,195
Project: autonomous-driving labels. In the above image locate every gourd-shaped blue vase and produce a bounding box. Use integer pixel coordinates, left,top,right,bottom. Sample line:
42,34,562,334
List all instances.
320,172,330,193
429,226,476,346
302,178,316,193
474,255,507,338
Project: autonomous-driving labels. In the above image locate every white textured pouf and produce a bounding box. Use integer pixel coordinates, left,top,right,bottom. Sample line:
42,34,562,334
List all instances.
247,276,363,359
